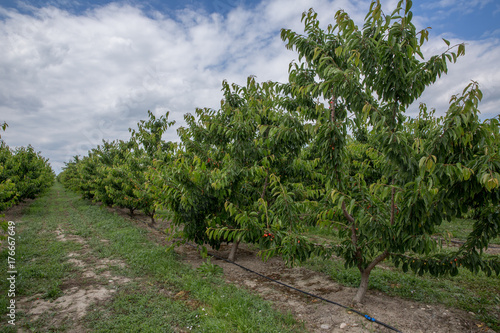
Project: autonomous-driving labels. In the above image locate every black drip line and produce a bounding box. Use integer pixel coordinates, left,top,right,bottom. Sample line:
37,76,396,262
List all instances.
186,243,402,333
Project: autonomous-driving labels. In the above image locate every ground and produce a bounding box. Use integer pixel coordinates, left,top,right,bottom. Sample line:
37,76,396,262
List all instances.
176,242,492,333
2,199,496,333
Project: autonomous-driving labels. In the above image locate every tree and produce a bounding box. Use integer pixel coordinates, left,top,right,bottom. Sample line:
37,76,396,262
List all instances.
7,145,55,200
58,156,81,190
129,111,176,224
0,141,17,212
59,112,177,225
281,0,499,303
151,77,313,261
97,140,141,215
0,123,16,243
0,136,54,207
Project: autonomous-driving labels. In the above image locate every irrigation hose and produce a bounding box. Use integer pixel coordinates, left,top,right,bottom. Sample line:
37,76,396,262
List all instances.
186,243,403,333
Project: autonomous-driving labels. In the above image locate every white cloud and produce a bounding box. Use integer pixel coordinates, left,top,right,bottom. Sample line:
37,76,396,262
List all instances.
410,35,500,119
0,0,499,173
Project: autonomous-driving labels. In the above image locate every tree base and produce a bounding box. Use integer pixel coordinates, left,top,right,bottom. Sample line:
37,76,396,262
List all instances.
228,241,240,262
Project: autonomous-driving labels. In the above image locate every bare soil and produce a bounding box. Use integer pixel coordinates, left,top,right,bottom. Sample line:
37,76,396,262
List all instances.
17,225,131,333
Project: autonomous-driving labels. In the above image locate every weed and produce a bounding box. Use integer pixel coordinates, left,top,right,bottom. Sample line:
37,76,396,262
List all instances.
197,258,223,276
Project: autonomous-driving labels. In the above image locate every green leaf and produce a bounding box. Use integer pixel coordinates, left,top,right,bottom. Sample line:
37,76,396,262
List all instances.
418,156,426,169
335,46,343,57
458,43,465,56
405,0,412,13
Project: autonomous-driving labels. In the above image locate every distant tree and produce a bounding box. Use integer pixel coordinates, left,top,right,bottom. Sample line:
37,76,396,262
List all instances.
58,156,81,190
97,140,140,215
0,141,17,212
59,111,176,225
1,122,55,247
129,111,176,224
7,145,55,200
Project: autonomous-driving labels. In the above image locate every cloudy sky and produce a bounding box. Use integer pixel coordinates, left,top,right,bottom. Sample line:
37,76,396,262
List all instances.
1,0,499,173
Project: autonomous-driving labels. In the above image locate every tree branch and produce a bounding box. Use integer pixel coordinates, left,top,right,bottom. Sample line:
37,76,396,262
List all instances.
390,182,396,226
342,200,363,269
366,249,389,272
330,93,336,123
261,174,269,199
341,200,355,223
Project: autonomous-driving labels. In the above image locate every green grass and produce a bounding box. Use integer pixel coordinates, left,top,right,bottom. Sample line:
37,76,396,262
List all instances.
306,217,500,245
435,218,500,244
86,282,198,332
1,183,304,332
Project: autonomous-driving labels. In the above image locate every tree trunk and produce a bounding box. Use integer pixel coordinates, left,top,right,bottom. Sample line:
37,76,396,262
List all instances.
228,240,240,262
353,250,389,304
148,214,155,227
353,268,371,304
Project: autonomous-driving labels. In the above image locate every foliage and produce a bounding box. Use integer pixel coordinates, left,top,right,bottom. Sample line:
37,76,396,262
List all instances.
6,145,55,200
94,140,140,214
0,122,54,247
0,128,54,210
128,111,176,222
148,77,320,260
197,257,224,276
0,142,17,212
281,0,499,303
59,111,175,223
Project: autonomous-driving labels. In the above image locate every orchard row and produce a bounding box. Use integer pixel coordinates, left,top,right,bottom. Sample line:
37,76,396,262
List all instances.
58,1,499,303
0,122,55,213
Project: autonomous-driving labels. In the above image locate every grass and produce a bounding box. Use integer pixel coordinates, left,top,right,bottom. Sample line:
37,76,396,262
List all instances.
306,218,500,245
303,220,500,331
435,218,500,244
0,183,304,332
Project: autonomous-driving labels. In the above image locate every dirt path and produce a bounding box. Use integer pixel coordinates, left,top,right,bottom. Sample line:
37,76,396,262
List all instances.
3,199,136,332
6,215,130,331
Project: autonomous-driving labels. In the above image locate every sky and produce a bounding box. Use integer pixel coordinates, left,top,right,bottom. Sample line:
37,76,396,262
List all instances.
0,0,499,173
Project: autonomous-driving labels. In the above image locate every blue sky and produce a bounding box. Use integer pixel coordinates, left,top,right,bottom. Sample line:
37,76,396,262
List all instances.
0,0,499,173
2,0,498,39
413,0,500,40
